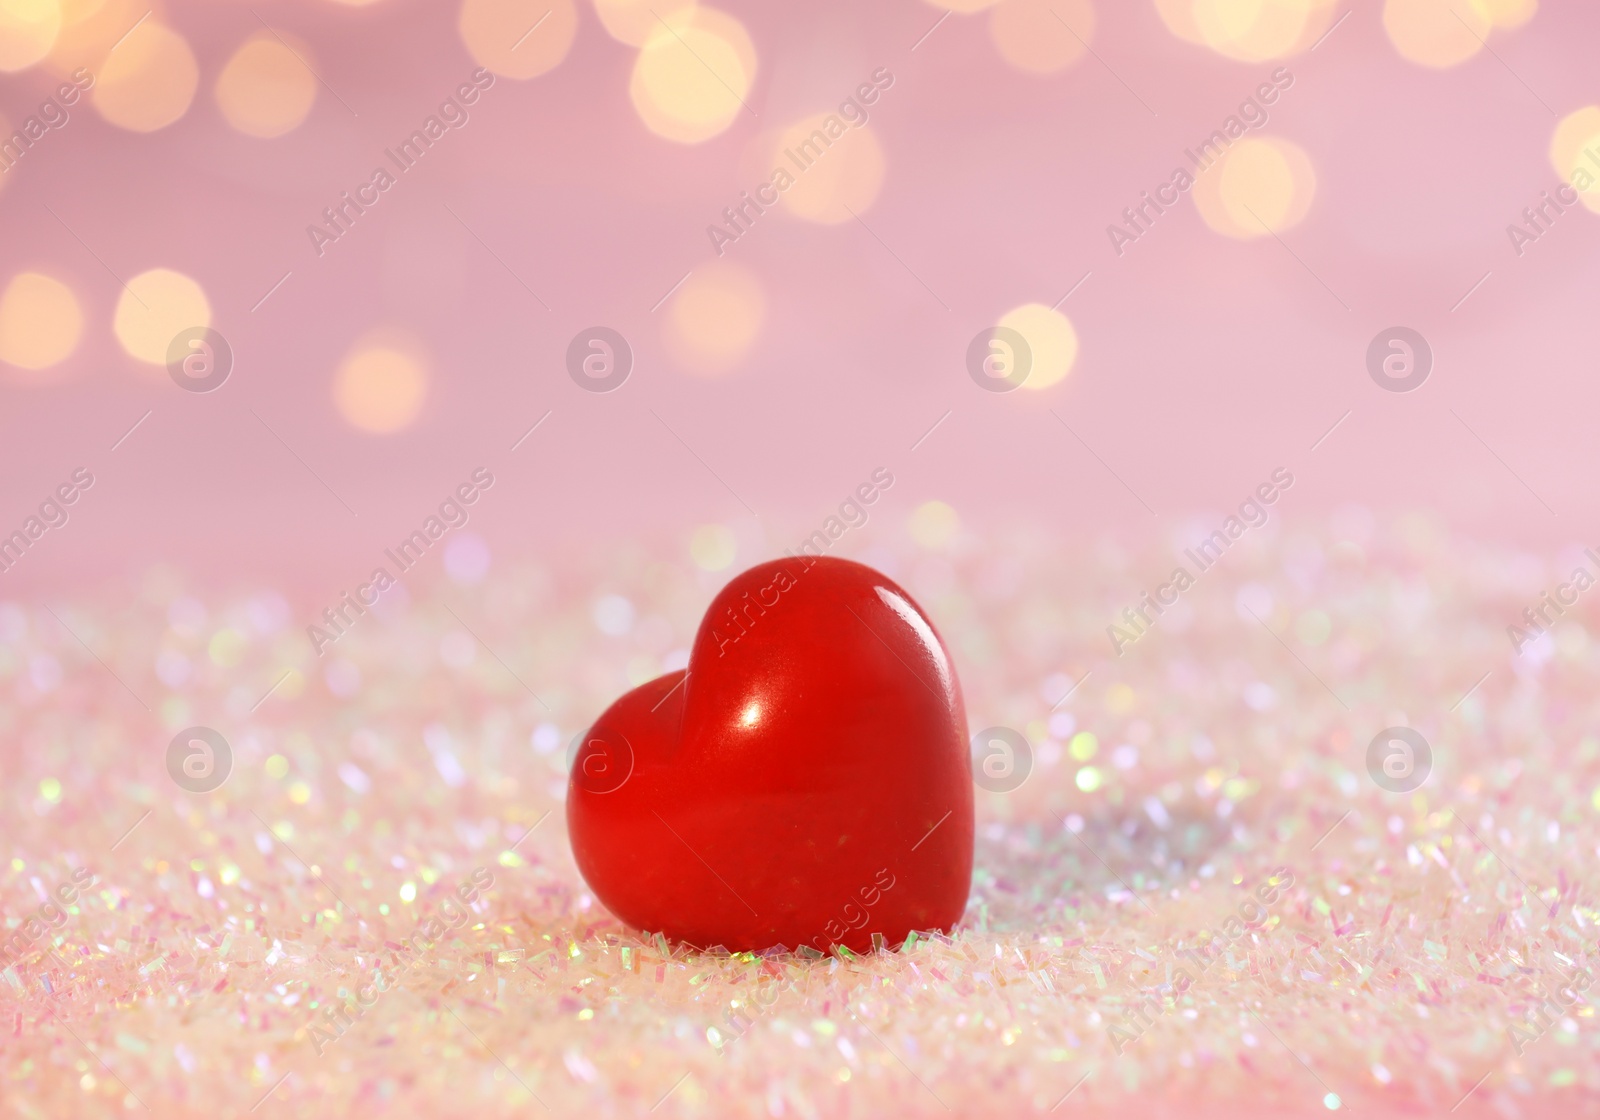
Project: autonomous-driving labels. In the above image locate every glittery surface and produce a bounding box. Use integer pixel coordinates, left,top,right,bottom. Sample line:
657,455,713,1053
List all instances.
4,517,1597,1119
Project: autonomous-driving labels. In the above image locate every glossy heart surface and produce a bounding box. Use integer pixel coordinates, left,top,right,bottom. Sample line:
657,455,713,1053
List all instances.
567,556,974,953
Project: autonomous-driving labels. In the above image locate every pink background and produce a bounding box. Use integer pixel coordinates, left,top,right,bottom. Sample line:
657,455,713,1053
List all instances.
2,0,1597,592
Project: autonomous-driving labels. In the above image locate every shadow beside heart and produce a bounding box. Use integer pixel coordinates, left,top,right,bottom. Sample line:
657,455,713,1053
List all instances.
962,805,1243,933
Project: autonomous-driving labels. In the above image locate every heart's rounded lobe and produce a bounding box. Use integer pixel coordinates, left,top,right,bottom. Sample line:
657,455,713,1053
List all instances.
568,556,974,953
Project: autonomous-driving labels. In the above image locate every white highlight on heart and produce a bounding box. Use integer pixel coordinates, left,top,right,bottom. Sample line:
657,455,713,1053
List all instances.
874,586,953,699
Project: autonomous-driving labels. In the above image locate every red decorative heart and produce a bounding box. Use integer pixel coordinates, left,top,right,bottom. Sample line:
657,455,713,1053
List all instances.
568,556,973,954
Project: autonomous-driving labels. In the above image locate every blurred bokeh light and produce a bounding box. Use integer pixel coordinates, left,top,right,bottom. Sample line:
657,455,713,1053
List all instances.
999,302,1078,392
909,499,960,548
630,6,754,144
989,0,1093,75
214,33,318,139
924,0,1001,13
1383,0,1490,68
1192,135,1316,238
92,19,198,132
689,523,737,570
112,268,209,367
459,0,578,81
0,0,60,72
1157,0,1338,61
664,260,765,375
1484,0,1537,28
1550,106,1600,215
769,113,886,224
44,0,142,77
333,331,430,434
0,272,82,373
593,0,696,46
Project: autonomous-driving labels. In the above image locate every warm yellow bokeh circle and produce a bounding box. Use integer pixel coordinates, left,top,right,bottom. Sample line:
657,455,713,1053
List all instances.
93,19,198,131
664,261,764,376
593,0,695,46
1550,107,1600,215
630,6,755,144
0,272,82,370
1482,0,1536,28
56,0,112,24
1192,136,1316,238
1200,0,1329,61
1156,0,1339,61
998,303,1078,391
40,0,134,77
769,113,886,224
1383,0,1490,68
909,500,960,549
113,268,210,365
0,0,61,72
215,34,318,138
334,334,429,433
690,523,736,571
459,0,578,80
989,0,1093,74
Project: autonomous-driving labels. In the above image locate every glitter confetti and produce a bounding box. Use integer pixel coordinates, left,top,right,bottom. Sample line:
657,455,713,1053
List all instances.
0,518,1594,1117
